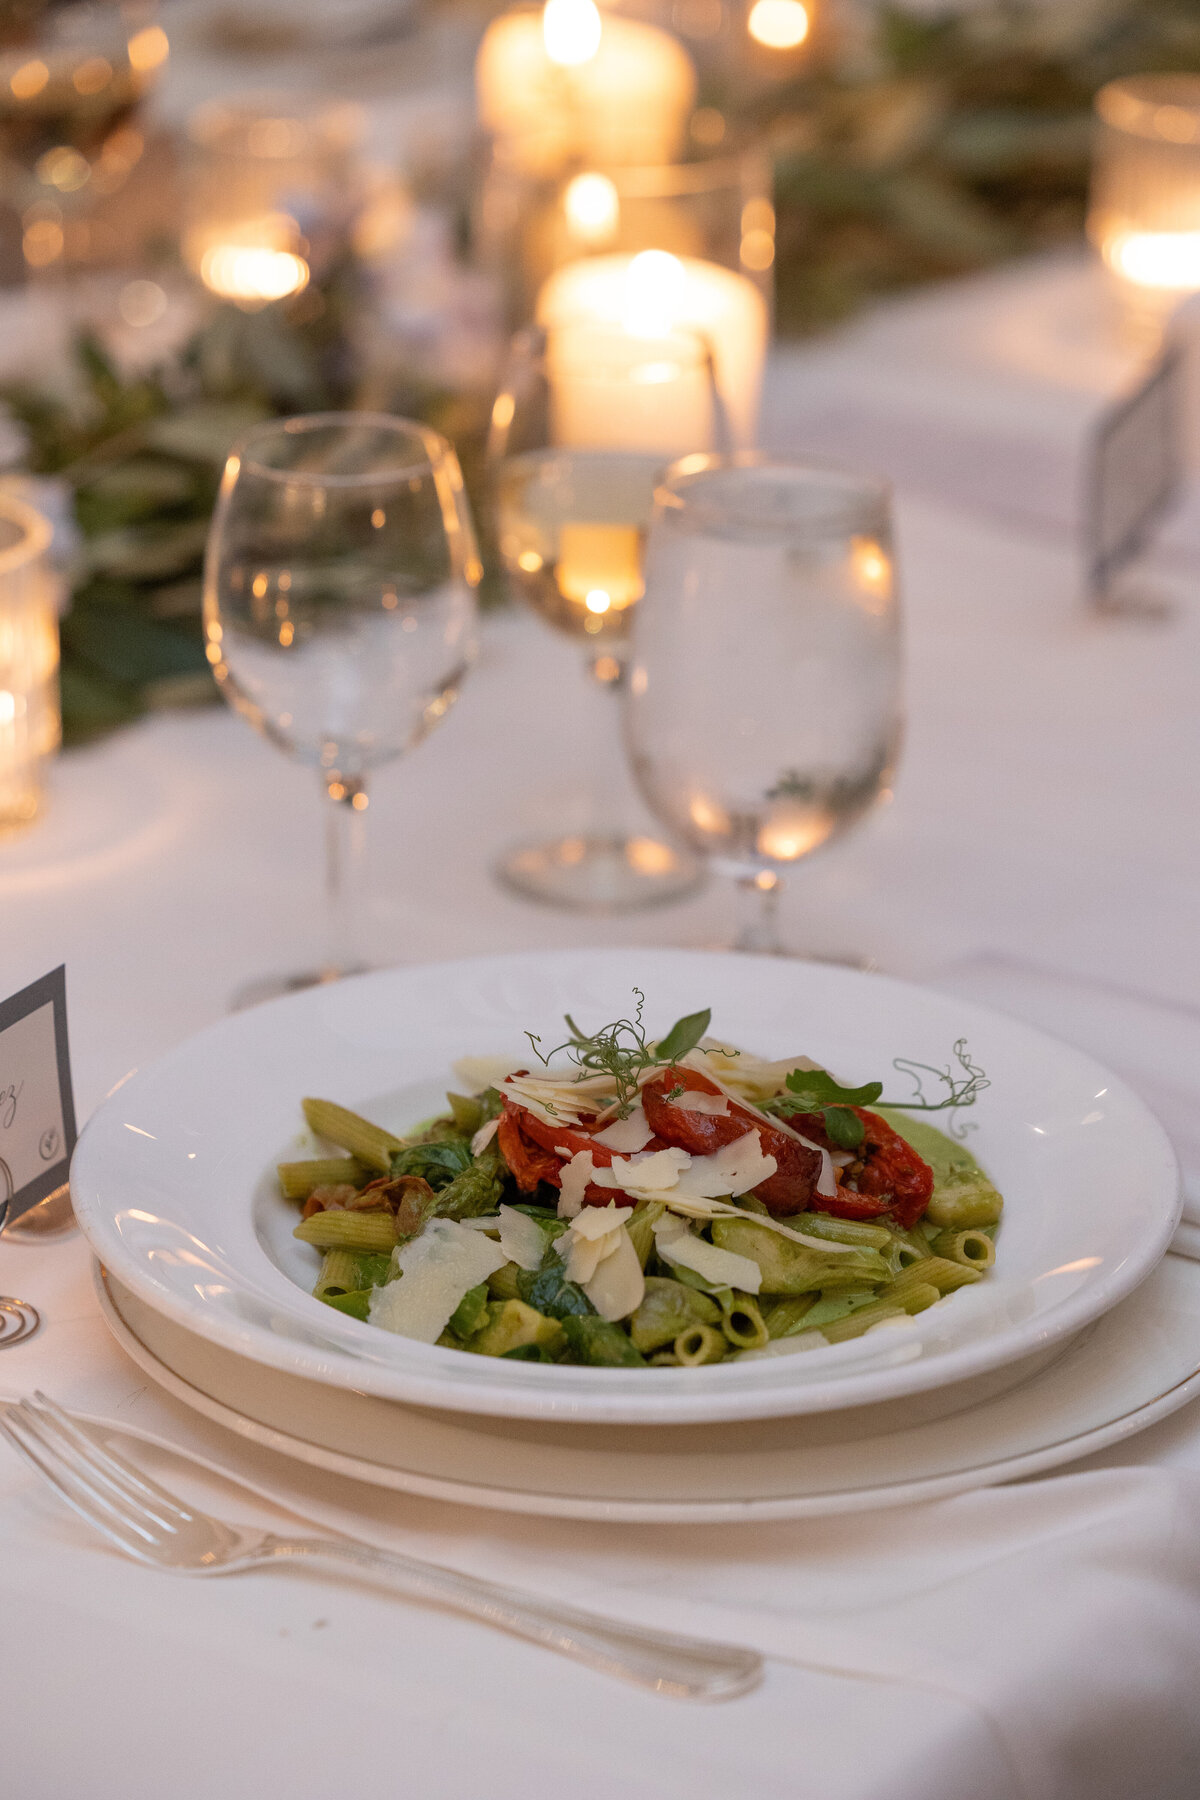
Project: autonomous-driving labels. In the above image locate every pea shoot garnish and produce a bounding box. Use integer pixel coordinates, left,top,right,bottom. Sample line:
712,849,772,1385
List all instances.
764,1040,989,1146
525,989,717,1117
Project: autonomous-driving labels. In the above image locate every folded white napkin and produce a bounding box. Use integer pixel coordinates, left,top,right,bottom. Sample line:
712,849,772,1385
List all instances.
5,958,1200,1800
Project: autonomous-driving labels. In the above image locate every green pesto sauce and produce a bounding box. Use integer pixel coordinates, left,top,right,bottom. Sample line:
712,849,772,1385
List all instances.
875,1108,986,1181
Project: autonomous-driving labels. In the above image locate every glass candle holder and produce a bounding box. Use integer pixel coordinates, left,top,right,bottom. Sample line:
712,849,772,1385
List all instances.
479,140,772,331
0,493,58,831
182,95,362,310
1089,75,1200,340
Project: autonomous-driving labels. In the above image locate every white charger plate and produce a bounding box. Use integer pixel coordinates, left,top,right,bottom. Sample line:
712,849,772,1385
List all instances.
70,949,1181,1425
96,1255,1200,1522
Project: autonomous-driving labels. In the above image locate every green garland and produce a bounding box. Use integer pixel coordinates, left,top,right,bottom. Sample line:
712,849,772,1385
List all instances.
751,0,1200,332
1,290,498,744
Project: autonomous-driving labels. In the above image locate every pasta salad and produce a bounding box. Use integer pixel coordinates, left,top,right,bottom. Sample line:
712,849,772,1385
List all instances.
283,996,1003,1368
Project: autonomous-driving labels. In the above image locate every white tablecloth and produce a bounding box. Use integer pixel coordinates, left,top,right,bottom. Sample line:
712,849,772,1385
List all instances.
3,486,1200,1799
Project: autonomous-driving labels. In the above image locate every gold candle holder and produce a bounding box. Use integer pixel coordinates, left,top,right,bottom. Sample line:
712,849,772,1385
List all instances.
1090,75,1200,341
0,494,58,831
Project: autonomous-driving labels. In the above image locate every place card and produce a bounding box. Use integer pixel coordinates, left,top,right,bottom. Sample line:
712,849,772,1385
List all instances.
0,966,77,1232
1085,341,1185,609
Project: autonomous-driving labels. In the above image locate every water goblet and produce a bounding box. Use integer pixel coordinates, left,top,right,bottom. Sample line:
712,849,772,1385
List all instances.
204,412,480,1001
625,453,902,954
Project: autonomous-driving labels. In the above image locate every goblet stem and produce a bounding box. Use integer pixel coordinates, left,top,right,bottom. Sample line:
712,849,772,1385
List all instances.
734,870,785,956
322,769,369,979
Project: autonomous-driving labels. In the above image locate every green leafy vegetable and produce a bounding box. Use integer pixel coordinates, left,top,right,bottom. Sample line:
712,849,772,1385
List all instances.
561,1315,647,1367
430,1139,508,1220
390,1139,473,1191
447,1282,490,1340
516,1253,596,1319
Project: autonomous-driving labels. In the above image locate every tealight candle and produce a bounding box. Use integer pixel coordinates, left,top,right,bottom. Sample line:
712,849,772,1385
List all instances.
0,494,58,831
538,251,768,446
1090,76,1200,335
183,98,361,310
476,3,695,176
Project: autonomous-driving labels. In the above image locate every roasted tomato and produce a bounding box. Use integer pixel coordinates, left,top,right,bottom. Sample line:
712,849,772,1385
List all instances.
797,1106,934,1229
497,1098,649,1204
641,1066,823,1217
851,1108,934,1228
497,1105,562,1191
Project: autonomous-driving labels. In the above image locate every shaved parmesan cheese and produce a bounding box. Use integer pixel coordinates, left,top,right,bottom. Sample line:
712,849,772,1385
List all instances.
582,1225,645,1321
589,1147,691,1200
652,1215,762,1295
666,1089,729,1116
502,1069,615,1129
559,1227,609,1285
683,1042,820,1102
556,1201,634,1286
368,1220,505,1343
672,1131,777,1200
592,1103,654,1152
813,1144,839,1199
497,1203,547,1272
557,1150,596,1217
454,1054,524,1095
568,1200,634,1240
471,1117,500,1157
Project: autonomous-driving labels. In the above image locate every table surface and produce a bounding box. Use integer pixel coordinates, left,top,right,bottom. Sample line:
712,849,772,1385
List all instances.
4,407,1200,1794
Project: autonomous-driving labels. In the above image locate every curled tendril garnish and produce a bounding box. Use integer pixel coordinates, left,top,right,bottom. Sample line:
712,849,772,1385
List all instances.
888,1039,989,1138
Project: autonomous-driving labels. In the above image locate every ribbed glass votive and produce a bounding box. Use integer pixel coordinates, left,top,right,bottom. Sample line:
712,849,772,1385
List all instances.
0,493,58,831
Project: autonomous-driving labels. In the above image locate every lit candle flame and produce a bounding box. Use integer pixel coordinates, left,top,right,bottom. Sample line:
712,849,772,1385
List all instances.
1104,229,1200,292
199,244,309,305
747,0,809,49
543,0,602,67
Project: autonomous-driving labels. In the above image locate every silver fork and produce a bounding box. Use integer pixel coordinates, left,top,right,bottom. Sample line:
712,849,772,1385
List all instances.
1,1392,761,1701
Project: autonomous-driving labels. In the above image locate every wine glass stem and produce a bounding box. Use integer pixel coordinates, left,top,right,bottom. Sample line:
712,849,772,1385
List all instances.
585,650,626,836
735,871,785,956
322,770,368,977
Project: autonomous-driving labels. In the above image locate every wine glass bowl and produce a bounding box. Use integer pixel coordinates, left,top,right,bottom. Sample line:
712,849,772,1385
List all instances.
488,319,725,910
204,413,480,996
626,454,903,952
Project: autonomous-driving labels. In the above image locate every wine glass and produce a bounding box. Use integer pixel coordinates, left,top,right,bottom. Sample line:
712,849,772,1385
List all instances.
625,453,903,954
204,413,480,1001
488,316,728,910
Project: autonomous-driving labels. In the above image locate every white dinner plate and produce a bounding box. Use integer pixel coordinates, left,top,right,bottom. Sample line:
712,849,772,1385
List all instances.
96,1255,1200,1522
70,949,1181,1424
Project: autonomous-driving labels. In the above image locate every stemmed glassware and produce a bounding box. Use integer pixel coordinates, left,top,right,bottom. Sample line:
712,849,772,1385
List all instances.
204,413,480,1001
488,316,727,910
625,453,903,954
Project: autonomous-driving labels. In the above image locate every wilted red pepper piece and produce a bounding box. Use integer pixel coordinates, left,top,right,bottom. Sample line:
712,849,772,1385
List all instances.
642,1066,823,1217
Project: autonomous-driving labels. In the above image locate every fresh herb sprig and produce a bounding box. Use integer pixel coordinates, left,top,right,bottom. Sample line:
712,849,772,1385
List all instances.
526,989,715,1118
764,1040,988,1148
